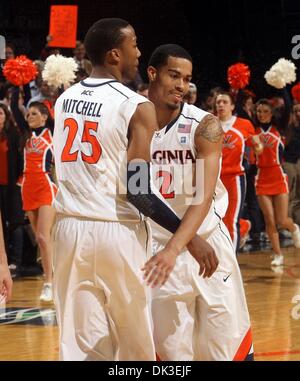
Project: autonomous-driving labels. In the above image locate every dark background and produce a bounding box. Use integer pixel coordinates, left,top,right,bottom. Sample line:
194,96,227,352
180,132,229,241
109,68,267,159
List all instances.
1,0,300,100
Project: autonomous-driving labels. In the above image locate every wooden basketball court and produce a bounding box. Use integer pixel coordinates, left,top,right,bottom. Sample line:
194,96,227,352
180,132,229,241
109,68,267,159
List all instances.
0,247,299,361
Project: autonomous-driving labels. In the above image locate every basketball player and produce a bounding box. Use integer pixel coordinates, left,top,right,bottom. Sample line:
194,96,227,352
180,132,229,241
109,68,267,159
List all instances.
143,44,253,360
52,19,218,361
0,211,13,302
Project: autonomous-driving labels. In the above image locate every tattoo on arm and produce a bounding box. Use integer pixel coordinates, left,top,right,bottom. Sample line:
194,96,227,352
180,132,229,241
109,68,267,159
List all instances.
195,114,223,143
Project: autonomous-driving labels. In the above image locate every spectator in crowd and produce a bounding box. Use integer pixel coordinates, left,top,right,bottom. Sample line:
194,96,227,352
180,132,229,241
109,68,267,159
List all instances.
29,60,45,99
0,103,24,278
74,68,89,84
203,86,223,113
235,89,256,122
283,101,300,226
235,89,265,246
5,43,16,60
183,82,197,105
73,40,92,75
0,209,13,303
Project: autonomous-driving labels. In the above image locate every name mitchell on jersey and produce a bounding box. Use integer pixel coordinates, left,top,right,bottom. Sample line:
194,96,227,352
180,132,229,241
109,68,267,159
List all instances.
61,98,103,117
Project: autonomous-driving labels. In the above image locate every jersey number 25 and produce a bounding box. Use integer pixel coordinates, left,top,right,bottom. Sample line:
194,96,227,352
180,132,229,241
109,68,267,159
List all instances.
61,118,102,164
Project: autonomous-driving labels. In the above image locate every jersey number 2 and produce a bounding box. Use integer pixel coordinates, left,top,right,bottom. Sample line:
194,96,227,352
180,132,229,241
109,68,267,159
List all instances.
61,118,102,164
156,170,175,199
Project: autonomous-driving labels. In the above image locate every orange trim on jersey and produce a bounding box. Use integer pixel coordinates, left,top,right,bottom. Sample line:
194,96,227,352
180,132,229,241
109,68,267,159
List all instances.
233,327,253,361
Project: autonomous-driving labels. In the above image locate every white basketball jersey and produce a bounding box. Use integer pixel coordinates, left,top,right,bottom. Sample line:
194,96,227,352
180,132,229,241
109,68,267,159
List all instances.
151,102,228,243
53,78,148,221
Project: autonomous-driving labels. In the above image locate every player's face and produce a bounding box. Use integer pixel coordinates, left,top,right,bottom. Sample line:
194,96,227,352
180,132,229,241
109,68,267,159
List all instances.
155,56,192,110
215,94,234,118
256,104,272,124
0,107,5,129
119,25,141,82
26,107,47,129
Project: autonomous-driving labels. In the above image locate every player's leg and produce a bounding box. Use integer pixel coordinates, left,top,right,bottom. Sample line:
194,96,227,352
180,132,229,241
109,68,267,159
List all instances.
52,216,115,360
151,249,198,360
195,222,253,360
95,221,156,360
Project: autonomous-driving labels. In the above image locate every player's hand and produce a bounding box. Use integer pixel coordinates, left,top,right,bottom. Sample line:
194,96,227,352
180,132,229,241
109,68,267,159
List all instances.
0,262,13,302
186,235,219,278
142,245,179,288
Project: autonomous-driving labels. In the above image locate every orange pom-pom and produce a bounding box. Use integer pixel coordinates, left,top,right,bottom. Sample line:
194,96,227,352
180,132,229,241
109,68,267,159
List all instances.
291,82,300,103
3,55,38,86
227,63,250,90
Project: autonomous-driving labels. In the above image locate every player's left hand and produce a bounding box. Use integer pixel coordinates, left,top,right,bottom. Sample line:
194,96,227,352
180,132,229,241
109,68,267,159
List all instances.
187,235,219,278
141,246,179,288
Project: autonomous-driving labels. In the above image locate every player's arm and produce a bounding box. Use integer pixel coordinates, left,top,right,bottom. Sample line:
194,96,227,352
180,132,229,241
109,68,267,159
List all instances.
164,114,223,256
141,114,221,286
127,101,182,234
0,212,13,301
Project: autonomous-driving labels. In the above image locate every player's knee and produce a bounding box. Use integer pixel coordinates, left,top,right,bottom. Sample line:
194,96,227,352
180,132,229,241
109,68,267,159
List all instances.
75,328,114,360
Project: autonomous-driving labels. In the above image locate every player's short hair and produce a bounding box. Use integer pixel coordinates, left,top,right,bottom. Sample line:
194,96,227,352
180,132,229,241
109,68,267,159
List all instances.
84,18,130,65
148,44,192,69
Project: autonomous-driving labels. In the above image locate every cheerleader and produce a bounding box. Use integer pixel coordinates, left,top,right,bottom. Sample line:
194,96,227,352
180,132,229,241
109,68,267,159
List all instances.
254,99,300,266
215,92,263,252
11,87,56,302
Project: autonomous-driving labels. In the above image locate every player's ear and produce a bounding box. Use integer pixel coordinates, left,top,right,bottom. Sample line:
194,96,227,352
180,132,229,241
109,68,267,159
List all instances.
147,66,157,82
107,48,120,64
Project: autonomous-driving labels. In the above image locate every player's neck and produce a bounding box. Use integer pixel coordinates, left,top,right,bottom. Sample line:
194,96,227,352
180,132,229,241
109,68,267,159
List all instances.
90,67,120,82
156,105,181,130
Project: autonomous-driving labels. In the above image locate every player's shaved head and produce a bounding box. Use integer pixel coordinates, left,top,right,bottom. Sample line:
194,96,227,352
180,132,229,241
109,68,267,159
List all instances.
84,18,130,65
148,44,192,69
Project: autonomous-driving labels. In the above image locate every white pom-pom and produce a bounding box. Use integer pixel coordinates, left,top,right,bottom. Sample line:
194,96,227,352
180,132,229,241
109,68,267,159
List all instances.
264,58,296,89
42,54,78,88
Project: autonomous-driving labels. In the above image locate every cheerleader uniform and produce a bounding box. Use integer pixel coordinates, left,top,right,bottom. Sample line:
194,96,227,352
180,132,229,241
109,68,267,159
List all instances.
220,116,256,251
255,124,288,196
21,127,57,211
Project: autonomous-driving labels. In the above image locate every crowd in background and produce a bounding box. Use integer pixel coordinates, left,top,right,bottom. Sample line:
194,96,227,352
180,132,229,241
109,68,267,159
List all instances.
1,37,300,297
